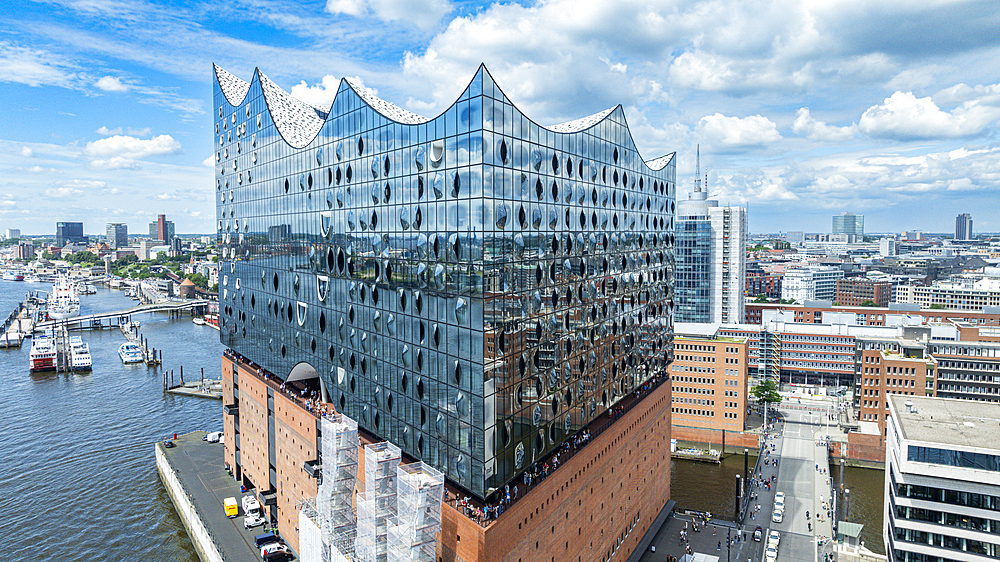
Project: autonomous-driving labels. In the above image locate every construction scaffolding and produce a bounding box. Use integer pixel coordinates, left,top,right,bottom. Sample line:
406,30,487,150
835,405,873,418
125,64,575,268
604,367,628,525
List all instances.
387,462,445,562
356,442,401,562
291,414,361,562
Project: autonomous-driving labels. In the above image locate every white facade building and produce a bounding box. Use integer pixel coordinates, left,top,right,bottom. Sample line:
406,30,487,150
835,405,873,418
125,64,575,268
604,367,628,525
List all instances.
880,238,897,257
780,266,845,303
885,395,1000,562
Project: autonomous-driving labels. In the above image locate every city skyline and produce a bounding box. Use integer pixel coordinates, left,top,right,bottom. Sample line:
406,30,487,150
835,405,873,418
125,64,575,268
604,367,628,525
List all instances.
2,1,999,234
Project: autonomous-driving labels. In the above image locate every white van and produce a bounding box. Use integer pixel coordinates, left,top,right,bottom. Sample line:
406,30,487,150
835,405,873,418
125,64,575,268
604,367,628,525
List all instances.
204,431,223,443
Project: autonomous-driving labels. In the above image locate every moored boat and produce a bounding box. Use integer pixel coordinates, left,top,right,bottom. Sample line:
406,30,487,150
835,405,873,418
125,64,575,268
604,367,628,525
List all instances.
119,342,144,364
29,333,57,372
69,336,92,372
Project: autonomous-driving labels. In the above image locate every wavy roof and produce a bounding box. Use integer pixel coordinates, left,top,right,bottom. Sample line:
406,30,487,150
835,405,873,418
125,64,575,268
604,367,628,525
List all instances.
213,64,674,171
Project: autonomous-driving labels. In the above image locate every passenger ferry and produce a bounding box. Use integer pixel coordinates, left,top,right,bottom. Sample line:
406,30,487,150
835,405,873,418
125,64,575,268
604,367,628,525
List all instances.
48,275,81,320
29,333,57,372
2,270,24,281
69,336,92,372
118,342,144,364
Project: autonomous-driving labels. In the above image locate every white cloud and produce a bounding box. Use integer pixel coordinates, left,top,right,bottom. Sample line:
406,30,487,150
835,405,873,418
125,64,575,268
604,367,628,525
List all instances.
202,154,215,167
793,108,856,142
20,147,33,157
89,157,140,170
859,91,1000,140
154,192,179,200
44,187,85,197
0,41,77,88
95,75,128,92
326,0,451,29
97,126,152,137
58,179,106,189
290,75,341,110
83,134,182,169
697,113,782,151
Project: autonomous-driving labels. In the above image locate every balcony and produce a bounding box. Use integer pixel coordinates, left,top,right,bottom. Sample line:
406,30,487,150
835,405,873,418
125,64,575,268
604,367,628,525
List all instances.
303,459,321,478
223,403,239,415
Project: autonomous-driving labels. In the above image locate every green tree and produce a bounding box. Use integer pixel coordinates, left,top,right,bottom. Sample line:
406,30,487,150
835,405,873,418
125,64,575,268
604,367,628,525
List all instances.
929,304,945,310
751,379,782,406
754,294,770,303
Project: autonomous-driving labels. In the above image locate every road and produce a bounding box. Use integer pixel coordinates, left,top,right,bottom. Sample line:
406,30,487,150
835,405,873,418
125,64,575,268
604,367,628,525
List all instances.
769,403,836,562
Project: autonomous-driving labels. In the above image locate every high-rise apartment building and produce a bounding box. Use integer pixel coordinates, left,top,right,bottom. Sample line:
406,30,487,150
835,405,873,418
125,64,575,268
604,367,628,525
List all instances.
885,395,1000,562
675,147,747,324
780,265,844,303
214,64,675,561
956,212,974,240
55,221,86,247
879,237,897,257
148,214,175,243
106,223,128,249
832,212,864,236
4,228,20,240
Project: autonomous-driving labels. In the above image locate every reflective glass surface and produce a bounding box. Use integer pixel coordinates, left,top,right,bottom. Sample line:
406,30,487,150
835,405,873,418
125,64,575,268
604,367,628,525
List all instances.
213,65,676,499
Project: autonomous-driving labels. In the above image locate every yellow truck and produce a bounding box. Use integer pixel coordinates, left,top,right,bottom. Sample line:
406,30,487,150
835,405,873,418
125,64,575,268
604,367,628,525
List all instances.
224,497,239,518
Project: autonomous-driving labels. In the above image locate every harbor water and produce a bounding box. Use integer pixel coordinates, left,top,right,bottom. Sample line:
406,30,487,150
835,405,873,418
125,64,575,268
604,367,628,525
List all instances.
670,452,758,520
0,280,222,562
833,464,886,554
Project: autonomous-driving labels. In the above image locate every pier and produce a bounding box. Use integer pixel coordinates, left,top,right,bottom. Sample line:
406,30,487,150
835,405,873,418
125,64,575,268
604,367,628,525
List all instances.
120,321,162,367
33,299,209,333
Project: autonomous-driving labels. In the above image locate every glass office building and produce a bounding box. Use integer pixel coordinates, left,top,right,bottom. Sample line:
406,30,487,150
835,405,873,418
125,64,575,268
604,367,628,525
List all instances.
674,220,712,322
213,64,675,499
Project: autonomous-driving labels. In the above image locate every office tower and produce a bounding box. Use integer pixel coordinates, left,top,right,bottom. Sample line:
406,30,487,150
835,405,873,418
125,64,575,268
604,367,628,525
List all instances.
55,221,85,247
106,223,128,249
879,237,896,257
148,215,175,242
4,228,21,240
956,213,973,240
832,212,864,236
675,146,747,323
885,395,1000,562
215,64,675,560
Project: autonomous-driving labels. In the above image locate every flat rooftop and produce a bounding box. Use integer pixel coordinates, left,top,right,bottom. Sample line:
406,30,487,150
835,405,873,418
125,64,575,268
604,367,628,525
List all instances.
891,395,1000,450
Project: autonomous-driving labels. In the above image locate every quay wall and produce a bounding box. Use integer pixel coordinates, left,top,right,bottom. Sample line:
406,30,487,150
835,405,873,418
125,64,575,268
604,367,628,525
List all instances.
829,432,886,467
155,443,224,562
671,425,761,453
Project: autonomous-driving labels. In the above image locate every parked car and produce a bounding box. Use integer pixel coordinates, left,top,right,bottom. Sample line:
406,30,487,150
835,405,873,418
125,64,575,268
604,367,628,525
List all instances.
163,439,175,448
242,494,261,514
772,507,783,523
263,552,293,562
768,530,780,547
262,543,290,558
753,526,762,542
766,545,778,561
775,492,785,503
204,431,222,443
254,532,280,549
244,512,266,530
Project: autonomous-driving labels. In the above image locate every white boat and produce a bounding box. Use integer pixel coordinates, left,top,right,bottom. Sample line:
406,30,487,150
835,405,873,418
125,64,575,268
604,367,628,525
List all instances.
48,275,81,320
69,336,92,372
3,270,24,281
119,342,144,364
192,317,206,326
29,333,57,372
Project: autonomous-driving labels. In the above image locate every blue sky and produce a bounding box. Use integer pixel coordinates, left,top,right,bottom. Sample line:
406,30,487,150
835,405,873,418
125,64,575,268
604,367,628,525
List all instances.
2,0,999,236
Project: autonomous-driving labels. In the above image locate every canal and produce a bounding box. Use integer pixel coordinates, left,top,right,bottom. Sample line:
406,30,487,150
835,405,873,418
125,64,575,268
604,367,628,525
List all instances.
1,280,220,562
833,463,886,554
670,452,758,520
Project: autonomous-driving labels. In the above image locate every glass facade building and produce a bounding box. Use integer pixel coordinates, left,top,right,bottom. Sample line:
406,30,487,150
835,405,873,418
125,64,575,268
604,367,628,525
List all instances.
56,221,85,247
106,223,128,249
674,220,711,322
213,64,675,500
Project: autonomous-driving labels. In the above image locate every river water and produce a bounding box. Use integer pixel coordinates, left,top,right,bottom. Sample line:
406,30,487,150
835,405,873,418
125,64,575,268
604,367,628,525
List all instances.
0,280,222,562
